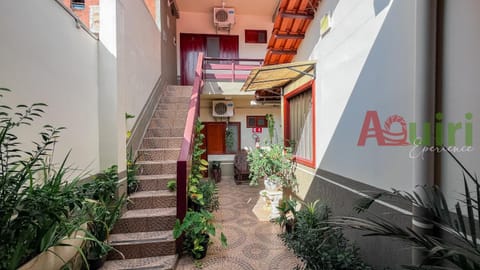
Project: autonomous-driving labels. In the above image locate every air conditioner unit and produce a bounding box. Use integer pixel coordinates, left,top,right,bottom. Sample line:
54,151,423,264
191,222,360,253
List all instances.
212,100,234,117
213,8,235,26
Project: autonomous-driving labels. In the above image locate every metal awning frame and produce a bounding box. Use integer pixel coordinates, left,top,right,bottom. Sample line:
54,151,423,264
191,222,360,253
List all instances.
241,61,316,93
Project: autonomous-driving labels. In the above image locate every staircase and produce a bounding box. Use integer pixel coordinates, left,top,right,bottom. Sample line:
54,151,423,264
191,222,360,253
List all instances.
101,85,192,270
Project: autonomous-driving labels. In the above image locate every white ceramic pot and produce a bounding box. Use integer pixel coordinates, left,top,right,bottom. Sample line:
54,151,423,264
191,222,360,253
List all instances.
264,178,279,191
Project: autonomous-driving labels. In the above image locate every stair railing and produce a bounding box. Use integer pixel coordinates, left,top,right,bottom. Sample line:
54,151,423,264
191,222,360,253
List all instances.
176,52,204,249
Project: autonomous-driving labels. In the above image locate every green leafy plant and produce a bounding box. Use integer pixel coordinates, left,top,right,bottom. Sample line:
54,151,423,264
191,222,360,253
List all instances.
167,180,177,192
188,120,208,207
126,148,139,194
125,113,135,140
275,199,298,232
197,179,220,212
79,165,127,261
173,210,227,259
280,200,371,270
266,113,275,144
0,88,89,269
225,126,234,151
331,149,480,270
247,143,297,189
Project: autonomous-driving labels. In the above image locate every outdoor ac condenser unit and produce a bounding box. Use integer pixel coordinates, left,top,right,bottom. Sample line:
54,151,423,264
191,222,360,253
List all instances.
213,8,235,26
212,100,234,117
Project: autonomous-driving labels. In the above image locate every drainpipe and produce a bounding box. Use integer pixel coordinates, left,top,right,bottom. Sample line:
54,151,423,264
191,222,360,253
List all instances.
411,0,438,265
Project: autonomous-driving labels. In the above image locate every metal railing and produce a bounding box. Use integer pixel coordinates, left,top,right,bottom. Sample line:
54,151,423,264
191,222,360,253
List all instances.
176,52,204,250
202,57,263,82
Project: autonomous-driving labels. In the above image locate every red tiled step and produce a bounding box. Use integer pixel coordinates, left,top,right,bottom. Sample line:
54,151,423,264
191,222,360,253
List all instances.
128,190,176,210
107,230,175,260
138,148,181,162
136,174,176,192
141,137,183,149
100,255,177,270
137,160,176,175
144,128,185,137
112,207,176,234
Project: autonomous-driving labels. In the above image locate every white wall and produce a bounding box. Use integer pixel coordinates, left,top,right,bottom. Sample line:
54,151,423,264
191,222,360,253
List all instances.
0,0,100,173
441,0,480,205
118,0,162,130
294,0,417,192
176,11,273,75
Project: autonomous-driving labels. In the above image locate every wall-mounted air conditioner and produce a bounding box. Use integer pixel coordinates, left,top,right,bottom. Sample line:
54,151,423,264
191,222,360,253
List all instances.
212,100,234,117
213,8,235,27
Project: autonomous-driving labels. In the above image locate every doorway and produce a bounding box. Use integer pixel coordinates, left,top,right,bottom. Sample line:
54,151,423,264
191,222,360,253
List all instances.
180,33,239,85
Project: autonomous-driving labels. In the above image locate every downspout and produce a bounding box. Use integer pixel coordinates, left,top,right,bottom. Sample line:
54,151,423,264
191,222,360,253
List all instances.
411,0,438,265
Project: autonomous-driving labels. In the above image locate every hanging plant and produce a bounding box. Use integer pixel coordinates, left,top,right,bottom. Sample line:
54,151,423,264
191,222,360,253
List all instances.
225,126,234,151
266,114,275,144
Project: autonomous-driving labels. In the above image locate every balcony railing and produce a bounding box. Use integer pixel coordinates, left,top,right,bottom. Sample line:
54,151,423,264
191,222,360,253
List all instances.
202,57,263,82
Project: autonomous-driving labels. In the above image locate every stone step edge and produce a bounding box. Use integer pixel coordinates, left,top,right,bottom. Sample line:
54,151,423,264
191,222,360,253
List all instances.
101,255,178,270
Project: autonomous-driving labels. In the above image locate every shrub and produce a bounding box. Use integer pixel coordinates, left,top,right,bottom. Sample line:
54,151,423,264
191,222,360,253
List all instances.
280,201,371,270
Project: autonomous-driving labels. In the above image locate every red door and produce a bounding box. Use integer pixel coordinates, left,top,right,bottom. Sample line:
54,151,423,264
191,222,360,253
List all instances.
205,123,226,154
180,34,206,85
180,33,239,85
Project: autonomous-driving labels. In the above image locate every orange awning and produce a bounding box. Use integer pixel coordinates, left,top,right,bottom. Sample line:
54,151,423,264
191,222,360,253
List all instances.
264,0,320,65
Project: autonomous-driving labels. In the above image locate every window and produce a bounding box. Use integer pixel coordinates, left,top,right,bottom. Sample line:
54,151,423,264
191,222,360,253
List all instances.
245,30,267,43
284,81,315,167
71,0,85,9
246,116,267,128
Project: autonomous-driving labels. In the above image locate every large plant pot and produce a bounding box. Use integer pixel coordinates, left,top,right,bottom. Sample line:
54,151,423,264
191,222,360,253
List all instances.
87,256,106,270
194,234,210,260
211,168,221,183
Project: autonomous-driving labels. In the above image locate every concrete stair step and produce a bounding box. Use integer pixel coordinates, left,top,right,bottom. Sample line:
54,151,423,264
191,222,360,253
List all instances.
100,255,177,270
156,103,187,110
108,231,175,260
148,119,186,129
166,85,193,97
141,137,183,149
112,207,176,234
138,160,176,175
128,190,176,210
138,148,181,161
136,174,176,192
160,96,191,103
144,128,184,137
152,110,188,118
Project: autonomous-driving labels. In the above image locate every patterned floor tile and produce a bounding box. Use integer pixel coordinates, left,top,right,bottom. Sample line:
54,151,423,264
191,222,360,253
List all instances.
176,177,299,270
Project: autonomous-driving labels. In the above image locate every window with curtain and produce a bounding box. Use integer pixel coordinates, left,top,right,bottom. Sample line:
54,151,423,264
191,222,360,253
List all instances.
285,82,314,166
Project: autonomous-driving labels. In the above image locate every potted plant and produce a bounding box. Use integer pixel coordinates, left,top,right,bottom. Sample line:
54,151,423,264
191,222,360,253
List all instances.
210,161,221,183
247,143,298,193
173,210,227,259
275,199,298,233
80,165,127,269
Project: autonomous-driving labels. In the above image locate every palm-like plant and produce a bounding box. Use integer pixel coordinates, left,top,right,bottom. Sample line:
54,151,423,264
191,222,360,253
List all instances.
332,149,480,270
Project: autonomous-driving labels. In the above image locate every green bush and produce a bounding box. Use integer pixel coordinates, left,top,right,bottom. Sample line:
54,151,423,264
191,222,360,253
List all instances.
280,201,371,270
0,89,86,269
0,89,125,269
197,179,219,212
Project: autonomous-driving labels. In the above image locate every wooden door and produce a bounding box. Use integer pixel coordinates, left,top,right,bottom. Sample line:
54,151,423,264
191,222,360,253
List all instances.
180,33,206,85
205,122,226,154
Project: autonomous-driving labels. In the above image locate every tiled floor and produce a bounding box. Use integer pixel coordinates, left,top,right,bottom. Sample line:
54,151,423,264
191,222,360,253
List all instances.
176,177,300,270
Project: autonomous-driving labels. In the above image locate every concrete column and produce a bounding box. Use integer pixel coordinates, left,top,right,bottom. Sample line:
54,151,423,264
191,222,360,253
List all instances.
98,0,127,193
411,0,437,265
